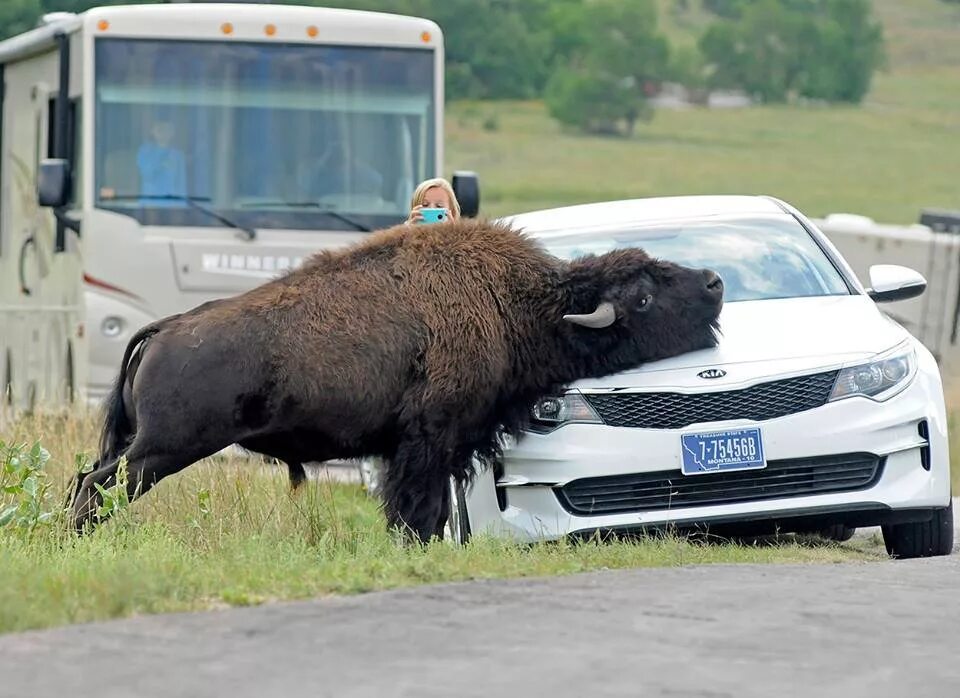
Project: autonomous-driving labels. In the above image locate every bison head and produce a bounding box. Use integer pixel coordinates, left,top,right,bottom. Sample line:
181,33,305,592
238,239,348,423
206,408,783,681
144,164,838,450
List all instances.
558,247,723,372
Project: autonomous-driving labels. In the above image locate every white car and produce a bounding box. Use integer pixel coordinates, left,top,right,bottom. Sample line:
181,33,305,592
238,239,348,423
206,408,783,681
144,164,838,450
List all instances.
444,195,953,558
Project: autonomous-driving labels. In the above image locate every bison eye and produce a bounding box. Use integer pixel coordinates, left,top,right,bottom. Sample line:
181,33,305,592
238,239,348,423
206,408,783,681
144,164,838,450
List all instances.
638,294,653,312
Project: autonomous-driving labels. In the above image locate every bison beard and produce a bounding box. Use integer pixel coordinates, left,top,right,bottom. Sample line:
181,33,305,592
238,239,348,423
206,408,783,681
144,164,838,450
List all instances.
70,218,724,543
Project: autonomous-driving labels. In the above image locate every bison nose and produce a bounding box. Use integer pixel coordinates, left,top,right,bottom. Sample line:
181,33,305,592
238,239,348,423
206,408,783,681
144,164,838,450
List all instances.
703,269,723,298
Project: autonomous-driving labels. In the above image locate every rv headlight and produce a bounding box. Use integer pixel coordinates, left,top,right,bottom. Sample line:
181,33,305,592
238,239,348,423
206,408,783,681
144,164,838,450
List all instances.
101,316,125,338
529,392,602,432
829,344,917,402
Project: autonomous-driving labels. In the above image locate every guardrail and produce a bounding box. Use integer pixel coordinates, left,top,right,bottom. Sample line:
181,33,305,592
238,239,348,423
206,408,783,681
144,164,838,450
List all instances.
813,209,960,392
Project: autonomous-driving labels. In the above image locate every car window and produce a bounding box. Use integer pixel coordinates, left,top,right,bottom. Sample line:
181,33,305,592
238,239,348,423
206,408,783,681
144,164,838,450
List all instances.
536,215,851,303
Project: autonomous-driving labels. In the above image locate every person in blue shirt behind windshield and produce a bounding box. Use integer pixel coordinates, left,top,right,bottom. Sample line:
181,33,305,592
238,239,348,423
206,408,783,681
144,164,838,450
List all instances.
137,114,187,206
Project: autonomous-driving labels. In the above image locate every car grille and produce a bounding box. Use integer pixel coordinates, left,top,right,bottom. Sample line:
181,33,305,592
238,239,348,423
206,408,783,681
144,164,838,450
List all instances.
555,453,883,516
582,370,839,430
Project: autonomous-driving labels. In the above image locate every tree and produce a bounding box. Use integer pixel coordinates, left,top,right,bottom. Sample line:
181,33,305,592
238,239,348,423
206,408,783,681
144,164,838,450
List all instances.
0,0,165,41
698,0,885,104
4,0,575,101
413,0,556,100
700,0,810,103
796,0,886,103
667,44,711,104
545,71,647,137
701,0,743,18
0,0,43,40
545,0,670,136
309,0,571,101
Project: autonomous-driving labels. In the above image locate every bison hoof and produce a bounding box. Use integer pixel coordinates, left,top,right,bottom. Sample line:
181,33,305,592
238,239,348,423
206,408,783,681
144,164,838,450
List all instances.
70,486,103,535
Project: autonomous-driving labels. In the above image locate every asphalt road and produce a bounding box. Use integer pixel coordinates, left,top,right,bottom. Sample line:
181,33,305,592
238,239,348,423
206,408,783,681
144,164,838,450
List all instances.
3,518,959,698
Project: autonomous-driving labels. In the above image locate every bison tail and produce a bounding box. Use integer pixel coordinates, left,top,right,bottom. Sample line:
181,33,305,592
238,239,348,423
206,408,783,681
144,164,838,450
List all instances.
98,321,165,462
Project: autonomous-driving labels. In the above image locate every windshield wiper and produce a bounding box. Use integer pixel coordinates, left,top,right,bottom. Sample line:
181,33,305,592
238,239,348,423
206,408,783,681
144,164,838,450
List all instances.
102,194,257,241
241,200,372,232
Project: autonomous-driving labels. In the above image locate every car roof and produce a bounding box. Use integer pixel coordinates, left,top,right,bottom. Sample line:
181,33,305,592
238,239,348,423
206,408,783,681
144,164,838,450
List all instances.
498,195,792,236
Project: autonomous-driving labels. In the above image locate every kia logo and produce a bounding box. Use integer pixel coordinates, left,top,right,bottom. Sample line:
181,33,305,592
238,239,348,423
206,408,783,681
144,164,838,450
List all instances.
698,368,726,379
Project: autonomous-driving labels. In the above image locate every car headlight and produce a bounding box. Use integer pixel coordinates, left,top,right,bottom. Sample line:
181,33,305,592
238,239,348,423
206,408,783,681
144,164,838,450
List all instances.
529,392,602,432
829,344,917,402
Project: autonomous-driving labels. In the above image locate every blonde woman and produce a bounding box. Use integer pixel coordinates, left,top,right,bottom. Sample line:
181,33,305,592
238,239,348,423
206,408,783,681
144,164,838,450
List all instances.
405,177,461,225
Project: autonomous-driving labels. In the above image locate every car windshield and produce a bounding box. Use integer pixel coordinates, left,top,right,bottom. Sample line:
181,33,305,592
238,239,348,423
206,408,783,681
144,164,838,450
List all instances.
93,38,436,231
537,215,852,302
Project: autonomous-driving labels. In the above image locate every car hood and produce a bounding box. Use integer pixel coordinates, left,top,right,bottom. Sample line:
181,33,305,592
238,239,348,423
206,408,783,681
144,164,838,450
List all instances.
572,295,911,391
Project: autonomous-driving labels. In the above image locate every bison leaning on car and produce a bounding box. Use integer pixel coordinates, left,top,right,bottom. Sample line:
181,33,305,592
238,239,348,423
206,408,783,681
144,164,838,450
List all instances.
70,217,724,542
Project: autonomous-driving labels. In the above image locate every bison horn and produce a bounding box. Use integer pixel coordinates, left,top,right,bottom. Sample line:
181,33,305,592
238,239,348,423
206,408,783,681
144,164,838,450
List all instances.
563,301,616,329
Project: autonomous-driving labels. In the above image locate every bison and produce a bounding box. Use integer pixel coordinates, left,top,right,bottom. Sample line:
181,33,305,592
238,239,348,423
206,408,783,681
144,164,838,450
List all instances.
70,217,723,542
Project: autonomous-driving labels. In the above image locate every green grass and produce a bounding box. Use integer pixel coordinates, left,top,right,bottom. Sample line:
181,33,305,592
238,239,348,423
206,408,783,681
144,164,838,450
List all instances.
446,0,960,225
0,412,886,635
948,390,960,492
953,434,960,493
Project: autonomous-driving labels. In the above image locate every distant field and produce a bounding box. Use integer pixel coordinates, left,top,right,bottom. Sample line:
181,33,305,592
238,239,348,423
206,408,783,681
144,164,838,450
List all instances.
447,0,960,225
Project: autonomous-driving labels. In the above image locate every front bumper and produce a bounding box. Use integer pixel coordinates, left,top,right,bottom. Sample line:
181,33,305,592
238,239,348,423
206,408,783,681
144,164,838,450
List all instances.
464,353,952,543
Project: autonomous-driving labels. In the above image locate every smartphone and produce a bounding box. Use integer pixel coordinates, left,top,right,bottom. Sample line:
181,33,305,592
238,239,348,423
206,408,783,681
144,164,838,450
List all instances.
419,207,448,224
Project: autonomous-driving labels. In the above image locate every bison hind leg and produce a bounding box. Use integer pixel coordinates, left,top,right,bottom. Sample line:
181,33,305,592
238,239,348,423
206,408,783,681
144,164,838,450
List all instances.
72,448,204,534
287,461,307,491
64,458,101,515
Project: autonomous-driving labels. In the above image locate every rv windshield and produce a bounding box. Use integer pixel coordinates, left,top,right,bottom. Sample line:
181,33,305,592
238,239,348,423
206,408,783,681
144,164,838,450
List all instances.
93,38,436,231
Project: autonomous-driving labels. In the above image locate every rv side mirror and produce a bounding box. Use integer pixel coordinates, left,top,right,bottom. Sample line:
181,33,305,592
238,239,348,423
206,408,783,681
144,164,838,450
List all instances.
38,158,70,208
452,170,480,218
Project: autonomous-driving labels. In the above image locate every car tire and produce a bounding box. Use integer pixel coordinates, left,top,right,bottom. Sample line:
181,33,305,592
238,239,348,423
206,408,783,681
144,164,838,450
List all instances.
358,457,382,497
819,523,856,542
3,351,12,407
65,343,75,404
443,478,471,546
882,500,954,559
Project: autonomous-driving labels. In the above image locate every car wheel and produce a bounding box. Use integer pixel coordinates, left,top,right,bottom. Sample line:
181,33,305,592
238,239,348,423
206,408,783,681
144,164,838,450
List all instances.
819,523,855,542
443,478,471,546
358,457,382,497
3,351,12,407
882,500,954,559
65,343,75,404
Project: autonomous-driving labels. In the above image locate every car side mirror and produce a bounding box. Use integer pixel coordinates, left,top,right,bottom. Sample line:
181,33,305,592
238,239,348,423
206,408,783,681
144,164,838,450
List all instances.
452,170,480,218
38,158,71,208
866,264,926,303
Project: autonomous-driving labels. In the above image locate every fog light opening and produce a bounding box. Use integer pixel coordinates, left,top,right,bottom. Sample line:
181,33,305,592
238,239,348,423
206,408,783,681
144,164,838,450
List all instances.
494,462,507,511
917,419,931,471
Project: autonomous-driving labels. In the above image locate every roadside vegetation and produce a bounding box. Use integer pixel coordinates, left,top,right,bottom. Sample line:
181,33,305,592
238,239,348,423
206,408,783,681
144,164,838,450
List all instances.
0,411,887,635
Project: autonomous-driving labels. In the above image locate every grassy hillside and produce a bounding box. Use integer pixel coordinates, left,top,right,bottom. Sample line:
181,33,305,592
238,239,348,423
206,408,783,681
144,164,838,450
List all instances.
446,0,960,224
872,0,960,69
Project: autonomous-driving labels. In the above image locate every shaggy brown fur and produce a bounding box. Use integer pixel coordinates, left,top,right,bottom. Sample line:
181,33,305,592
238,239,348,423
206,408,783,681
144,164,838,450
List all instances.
71,217,723,542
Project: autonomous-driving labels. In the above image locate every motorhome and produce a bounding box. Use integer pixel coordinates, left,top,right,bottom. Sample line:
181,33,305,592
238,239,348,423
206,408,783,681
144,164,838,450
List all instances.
0,2,478,410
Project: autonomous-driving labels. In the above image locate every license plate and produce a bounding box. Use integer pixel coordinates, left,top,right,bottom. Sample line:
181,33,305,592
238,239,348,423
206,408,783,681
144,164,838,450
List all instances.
680,427,766,476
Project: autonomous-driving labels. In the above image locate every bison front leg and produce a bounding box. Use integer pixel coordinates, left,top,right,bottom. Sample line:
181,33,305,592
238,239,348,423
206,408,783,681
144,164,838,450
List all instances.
380,430,451,544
